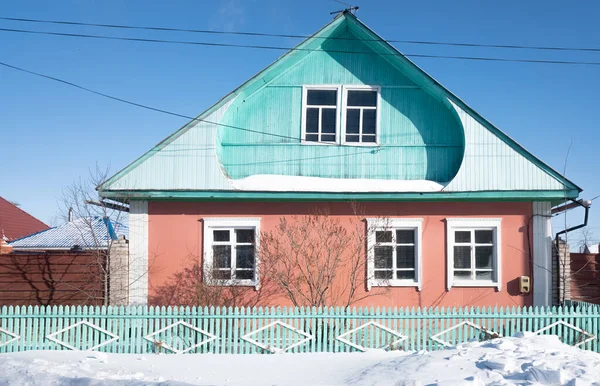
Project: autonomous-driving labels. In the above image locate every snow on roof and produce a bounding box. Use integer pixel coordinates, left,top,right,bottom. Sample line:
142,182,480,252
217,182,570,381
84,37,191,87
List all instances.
584,244,600,254
9,216,128,251
231,175,446,192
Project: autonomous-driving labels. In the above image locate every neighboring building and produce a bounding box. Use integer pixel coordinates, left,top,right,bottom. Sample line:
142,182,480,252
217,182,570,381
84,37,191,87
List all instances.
1,217,128,306
9,216,127,251
0,196,48,242
99,12,582,308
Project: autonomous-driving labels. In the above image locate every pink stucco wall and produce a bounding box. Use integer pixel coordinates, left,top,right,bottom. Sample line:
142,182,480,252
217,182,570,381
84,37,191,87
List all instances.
147,201,533,308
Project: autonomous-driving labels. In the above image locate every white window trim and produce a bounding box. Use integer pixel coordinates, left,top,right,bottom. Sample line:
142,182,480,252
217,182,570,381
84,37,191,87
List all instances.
301,85,380,146
366,218,423,291
203,217,261,289
341,85,381,146
446,218,502,291
301,85,342,145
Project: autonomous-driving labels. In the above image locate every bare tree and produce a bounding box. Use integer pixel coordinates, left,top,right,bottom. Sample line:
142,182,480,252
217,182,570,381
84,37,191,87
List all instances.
259,206,388,308
149,253,277,307
577,229,595,253
57,164,130,306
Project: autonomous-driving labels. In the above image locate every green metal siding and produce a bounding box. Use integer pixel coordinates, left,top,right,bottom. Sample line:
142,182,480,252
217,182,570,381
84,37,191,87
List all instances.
218,28,464,182
98,12,580,199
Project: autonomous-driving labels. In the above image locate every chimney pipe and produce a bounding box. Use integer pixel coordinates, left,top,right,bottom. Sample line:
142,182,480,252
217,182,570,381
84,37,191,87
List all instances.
68,207,73,222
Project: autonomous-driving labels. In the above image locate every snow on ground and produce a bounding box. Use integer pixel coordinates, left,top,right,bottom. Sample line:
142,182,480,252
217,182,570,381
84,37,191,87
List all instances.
1,334,600,385
231,175,446,192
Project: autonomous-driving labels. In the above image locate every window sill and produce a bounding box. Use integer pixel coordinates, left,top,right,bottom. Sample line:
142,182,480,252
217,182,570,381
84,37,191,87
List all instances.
206,280,258,288
341,142,380,147
368,280,422,291
450,281,500,290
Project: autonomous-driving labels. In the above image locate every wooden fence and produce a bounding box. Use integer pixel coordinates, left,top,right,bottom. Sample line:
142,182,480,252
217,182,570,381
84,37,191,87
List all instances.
1,305,599,354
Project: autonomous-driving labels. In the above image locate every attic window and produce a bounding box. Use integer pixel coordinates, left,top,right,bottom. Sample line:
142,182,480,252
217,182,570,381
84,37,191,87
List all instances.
303,88,339,143
302,85,379,145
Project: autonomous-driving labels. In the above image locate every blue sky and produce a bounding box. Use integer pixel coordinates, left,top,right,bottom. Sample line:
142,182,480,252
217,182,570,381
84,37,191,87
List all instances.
1,0,598,247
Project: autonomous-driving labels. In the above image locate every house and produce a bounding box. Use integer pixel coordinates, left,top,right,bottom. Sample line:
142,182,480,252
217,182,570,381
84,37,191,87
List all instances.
98,12,582,308
1,217,128,306
0,196,48,242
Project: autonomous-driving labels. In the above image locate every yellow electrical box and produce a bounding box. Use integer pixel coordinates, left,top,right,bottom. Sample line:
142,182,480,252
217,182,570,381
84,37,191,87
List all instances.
520,276,530,294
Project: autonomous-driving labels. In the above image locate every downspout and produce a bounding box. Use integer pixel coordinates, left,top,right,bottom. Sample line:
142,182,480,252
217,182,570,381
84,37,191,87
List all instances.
553,199,592,304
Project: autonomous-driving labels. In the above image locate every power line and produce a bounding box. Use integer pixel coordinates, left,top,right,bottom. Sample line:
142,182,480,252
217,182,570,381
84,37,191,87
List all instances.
2,26,600,66
0,60,307,143
2,15,600,54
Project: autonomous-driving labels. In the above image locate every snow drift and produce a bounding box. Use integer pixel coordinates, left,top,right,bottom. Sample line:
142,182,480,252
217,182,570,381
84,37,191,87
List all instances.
1,334,599,385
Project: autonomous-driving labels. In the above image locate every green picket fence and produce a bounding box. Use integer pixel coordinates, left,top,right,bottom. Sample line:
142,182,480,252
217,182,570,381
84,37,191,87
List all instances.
0,305,599,354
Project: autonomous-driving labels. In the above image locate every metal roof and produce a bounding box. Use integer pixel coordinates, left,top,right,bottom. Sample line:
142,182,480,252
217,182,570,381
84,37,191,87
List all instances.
0,196,49,241
9,217,128,251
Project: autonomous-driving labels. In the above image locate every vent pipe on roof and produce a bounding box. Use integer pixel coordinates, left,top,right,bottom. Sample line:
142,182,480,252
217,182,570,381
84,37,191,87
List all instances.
68,207,73,222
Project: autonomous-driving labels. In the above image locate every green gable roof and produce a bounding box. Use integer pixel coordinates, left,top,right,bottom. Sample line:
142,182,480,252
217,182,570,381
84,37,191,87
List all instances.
99,12,581,202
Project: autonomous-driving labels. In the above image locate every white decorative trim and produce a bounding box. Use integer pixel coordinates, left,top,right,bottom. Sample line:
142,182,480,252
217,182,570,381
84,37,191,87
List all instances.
446,218,502,291
143,321,217,354
336,321,407,351
0,327,20,348
533,321,596,347
129,200,149,305
532,202,552,307
203,217,261,288
366,218,423,290
241,321,313,353
301,85,342,145
430,321,501,347
341,85,381,146
46,321,119,351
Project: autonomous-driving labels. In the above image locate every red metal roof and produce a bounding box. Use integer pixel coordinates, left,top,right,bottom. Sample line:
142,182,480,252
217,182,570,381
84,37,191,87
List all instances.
0,196,49,241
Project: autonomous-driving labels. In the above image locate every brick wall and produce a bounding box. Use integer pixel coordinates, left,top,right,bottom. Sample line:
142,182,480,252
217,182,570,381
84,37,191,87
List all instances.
552,239,571,305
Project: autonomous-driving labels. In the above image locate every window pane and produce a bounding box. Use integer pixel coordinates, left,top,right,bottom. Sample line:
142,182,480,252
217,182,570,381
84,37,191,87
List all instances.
347,90,377,107
396,229,414,244
453,246,471,268
362,109,376,134
236,245,255,269
306,108,319,134
376,231,392,243
346,109,360,134
213,230,229,242
397,270,415,280
374,270,393,279
454,271,471,280
213,245,231,268
362,135,377,143
475,271,492,281
213,270,231,280
475,230,494,244
374,246,393,268
307,89,337,106
321,134,336,142
236,229,255,244
305,134,318,142
475,246,493,269
322,108,337,134
396,246,415,268
346,135,359,143
455,231,471,243
236,270,254,280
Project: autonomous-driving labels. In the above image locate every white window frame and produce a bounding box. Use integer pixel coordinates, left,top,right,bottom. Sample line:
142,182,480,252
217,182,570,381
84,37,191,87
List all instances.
301,85,342,145
446,218,502,290
203,217,261,289
366,218,423,291
301,85,380,146
341,85,381,146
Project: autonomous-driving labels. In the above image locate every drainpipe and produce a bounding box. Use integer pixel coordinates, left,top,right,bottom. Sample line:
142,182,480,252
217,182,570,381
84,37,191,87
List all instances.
553,198,592,303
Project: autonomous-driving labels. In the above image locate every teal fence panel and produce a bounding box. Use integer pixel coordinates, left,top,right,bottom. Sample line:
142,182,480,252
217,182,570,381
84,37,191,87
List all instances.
0,305,599,354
